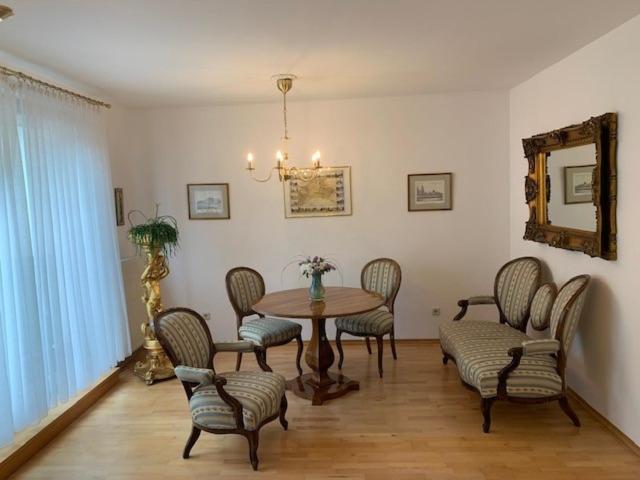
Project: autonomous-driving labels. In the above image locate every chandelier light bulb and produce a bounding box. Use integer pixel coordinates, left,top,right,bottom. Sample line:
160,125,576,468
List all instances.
312,150,321,168
246,152,254,169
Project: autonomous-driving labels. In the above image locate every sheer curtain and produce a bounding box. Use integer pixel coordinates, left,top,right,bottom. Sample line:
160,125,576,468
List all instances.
0,76,131,446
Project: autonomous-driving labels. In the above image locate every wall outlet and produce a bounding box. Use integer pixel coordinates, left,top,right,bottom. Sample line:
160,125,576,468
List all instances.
432,307,441,316
203,312,211,321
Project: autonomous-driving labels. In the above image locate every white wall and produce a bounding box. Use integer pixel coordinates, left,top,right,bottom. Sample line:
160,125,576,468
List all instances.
0,50,149,350
145,92,510,341
509,15,640,445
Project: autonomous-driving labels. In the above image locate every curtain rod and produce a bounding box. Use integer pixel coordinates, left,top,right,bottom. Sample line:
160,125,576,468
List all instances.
0,65,111,109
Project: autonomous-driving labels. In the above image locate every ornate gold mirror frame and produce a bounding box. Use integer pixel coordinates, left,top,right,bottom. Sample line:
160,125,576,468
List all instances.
522,113,617,260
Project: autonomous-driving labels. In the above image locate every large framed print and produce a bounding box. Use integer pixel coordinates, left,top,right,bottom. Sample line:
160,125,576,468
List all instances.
187,183,230,219
284,166,352,218
408,173,452,211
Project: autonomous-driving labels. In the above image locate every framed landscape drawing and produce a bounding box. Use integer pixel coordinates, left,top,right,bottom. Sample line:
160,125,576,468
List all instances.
284,166,352,218
564,165,594,204
187,183,230,219
408,173,452,211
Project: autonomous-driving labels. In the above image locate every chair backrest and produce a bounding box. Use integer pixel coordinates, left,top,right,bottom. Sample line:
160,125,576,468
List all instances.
493,257,541,331
361,258,402,312
154,307,214,370
549,275,590,355
529,283,557,331
226,267,266,319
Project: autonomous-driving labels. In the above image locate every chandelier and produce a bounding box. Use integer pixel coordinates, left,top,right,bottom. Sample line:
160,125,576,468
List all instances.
245,74,322,182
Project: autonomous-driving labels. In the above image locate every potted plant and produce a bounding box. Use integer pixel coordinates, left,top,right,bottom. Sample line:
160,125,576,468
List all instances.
127,206,179,385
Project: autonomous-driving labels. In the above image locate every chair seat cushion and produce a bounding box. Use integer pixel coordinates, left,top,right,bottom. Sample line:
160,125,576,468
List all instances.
189,371,286,431
439,321,562,399
239,318,302,347
335,309,394,336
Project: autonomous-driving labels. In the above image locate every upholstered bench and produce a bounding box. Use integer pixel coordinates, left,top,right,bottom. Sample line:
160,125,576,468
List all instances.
440,274,590,433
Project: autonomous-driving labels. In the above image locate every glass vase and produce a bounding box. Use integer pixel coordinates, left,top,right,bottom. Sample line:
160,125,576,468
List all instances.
309,272,325,301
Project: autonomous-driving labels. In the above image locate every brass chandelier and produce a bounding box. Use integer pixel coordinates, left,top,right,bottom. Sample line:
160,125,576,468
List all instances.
245,74,322,182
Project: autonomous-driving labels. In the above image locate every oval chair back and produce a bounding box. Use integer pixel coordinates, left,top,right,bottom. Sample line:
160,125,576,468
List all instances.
493,256,542,331
226,267,266,320
361,258,402,313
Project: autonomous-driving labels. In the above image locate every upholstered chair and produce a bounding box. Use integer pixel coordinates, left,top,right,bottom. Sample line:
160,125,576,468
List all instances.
335,258,402,378
154,307,289,470
226,267,303,375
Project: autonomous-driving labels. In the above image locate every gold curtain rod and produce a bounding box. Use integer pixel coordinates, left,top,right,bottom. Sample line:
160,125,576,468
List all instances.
0,65,111,109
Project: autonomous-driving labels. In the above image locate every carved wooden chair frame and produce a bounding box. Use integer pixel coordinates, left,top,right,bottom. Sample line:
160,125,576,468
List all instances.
336,257,402,378
522,113,617,260
154,307,288,470
225,266,303,374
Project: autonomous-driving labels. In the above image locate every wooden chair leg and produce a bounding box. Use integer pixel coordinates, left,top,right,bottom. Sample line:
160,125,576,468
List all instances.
235,352,243,371
376,336,384,378
336,330,345,369
246,430,260,471
559,396,581,427
390,328,397,360
279,395,289,430
365,337,372,354
295,335,303,376
183,426,201,459
481,398,495,433
254,348,273,372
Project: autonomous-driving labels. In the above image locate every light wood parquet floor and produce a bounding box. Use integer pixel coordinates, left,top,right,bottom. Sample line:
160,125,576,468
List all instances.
11,341,640,479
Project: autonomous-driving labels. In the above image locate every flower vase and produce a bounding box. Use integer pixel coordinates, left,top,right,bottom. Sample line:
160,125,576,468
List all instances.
309,272,325,301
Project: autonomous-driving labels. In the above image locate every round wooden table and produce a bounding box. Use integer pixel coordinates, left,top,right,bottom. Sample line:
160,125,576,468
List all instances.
252,286,385,405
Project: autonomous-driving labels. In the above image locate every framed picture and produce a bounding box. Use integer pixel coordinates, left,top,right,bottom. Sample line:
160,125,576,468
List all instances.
408,173,452,211
114,187,125,226
187,183,230,219
564,165,594,204
284,166,352,218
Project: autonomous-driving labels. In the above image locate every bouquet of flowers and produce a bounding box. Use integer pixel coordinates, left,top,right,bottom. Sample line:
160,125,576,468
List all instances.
298,256,336,278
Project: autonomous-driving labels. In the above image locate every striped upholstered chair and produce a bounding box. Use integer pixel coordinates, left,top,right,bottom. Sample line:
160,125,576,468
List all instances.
226,267,303,375
440,275,590,432
154,308,289,470
335,258,402,378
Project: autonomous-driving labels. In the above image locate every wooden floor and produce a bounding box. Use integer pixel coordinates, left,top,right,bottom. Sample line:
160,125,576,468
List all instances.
12,341,640,479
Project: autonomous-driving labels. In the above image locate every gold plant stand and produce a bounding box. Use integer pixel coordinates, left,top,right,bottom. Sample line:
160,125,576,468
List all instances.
133,245,175,385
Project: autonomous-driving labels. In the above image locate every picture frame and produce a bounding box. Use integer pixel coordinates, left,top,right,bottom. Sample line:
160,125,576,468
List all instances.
564,165,595,204
284,166,352,218
187,183,230,219
114,187,125,226
408,173,452,211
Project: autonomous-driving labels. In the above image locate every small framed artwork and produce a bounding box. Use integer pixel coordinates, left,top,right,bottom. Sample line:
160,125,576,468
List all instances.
284,166,352,218
187,183,230,219
564,165,594,204
408,173,452,211
114,187,125,226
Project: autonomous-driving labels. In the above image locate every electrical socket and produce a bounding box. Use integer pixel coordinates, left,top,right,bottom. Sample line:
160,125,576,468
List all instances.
203,312,211,321
432,307,441,316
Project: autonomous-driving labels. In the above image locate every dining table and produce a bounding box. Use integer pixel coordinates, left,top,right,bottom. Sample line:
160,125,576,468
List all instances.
252,286,385,405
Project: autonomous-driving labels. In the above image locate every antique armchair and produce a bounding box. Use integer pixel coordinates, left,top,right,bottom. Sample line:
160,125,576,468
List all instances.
335,258,402,378
441,275,590,432
226,267,303,374
154,307,289,470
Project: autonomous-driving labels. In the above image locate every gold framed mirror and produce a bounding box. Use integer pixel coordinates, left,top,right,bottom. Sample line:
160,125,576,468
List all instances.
522,113,617,260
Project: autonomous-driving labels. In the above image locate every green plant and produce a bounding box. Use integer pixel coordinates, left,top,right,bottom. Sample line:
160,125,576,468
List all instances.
127,205,179,257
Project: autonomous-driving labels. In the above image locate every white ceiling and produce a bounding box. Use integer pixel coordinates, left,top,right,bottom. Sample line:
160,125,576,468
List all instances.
0,0,639,107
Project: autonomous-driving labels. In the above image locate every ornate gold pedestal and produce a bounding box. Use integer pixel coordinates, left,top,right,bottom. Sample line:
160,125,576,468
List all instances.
133,245,175,385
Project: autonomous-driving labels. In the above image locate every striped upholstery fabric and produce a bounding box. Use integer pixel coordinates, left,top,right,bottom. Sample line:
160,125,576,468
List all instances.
175,365,214,386
362,259,400,303
440,322,562,398
336,309,394,336
529,283,557,330
227,269,265,315
156,311,211,368
522,339,560,356
190,371,285,431
495,258,540,329
550,276,590,353
239,318,302,347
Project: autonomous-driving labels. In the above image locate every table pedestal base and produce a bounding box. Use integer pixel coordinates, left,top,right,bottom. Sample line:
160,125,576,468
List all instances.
286,372,359,406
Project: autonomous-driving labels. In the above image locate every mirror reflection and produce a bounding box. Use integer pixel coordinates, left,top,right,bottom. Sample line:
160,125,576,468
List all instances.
547,144,597,232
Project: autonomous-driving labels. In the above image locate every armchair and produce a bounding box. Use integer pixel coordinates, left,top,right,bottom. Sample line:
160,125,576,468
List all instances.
154,307,289,470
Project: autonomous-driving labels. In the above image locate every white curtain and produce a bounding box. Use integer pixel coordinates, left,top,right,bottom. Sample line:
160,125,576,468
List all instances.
0,76,131,446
